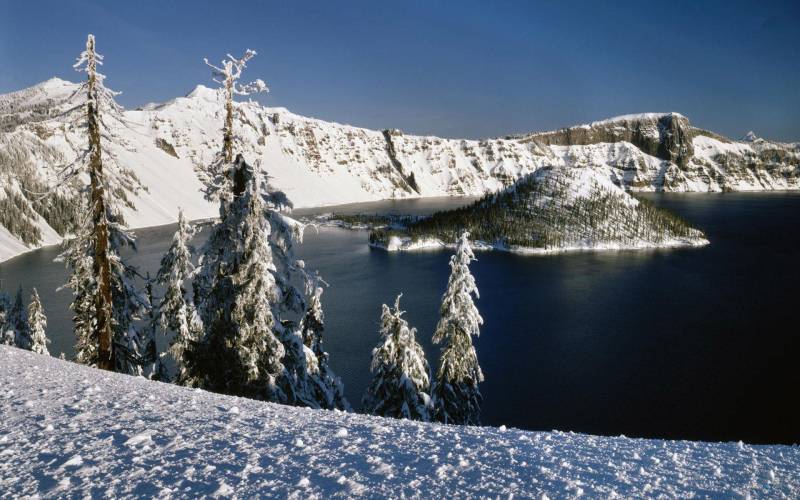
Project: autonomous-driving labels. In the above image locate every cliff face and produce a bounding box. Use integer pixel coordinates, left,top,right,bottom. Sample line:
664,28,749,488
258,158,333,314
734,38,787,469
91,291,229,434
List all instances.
519,113,799,192
522,113,695,167
0,79,799,261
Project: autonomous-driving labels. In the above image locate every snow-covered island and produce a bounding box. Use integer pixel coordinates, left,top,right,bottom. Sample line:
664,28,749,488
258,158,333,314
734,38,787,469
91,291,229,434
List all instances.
369,167,709,254
1,345,798,498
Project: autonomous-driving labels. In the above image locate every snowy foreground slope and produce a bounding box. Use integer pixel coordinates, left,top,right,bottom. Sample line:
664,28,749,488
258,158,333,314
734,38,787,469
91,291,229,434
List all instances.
1,78,799,262
1,346,798,498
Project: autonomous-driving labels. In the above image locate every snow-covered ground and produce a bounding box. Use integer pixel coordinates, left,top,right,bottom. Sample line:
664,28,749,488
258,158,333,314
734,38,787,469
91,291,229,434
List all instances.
1,345,797,498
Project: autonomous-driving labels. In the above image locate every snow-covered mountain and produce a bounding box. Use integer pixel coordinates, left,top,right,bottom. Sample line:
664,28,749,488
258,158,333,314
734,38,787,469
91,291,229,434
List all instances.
1,78,798,262
2,345,798,497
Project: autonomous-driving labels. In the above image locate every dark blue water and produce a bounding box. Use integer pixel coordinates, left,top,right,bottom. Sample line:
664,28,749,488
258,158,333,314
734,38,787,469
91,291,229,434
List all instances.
1,193,798,444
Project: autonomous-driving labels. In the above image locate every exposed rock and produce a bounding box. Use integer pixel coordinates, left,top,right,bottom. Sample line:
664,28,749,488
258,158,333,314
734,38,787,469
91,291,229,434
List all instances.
521,113,695,168
154,138,179,158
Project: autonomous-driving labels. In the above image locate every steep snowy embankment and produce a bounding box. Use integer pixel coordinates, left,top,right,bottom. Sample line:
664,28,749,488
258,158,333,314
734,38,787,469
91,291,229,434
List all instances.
1,346,798,498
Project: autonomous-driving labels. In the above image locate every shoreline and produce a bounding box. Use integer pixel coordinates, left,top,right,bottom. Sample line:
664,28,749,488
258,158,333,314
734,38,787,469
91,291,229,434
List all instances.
11,186,800,264
370,235,710,255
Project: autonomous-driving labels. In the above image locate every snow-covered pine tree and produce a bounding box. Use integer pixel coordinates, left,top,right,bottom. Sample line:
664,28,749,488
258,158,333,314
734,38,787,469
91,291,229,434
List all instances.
142,273,167,380
58,164,149,375
27,288,50,355
0,291,13,345
154,209,197,383
277,316,317,407
266,196,315,407
61,229,97,364
362,294,432,421
432,231,484,425
109,235,150,376
199,50,268,205
75,33,113,370
187,157,285,399
0,288,30,348
9,287,31,350
57,34,149,373
281,272,350,410
192,50,340,407
187,49,282,398
301,273,350,410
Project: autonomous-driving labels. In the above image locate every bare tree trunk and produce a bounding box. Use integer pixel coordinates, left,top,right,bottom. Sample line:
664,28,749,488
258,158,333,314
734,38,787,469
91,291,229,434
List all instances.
223,75,234,164
85,35,115,371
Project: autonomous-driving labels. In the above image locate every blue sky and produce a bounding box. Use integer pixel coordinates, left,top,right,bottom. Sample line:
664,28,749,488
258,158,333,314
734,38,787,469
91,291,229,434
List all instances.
1,0,798,140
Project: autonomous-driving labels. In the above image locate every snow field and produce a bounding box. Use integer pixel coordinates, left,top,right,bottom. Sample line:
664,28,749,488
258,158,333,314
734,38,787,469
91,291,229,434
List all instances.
1,346,798,498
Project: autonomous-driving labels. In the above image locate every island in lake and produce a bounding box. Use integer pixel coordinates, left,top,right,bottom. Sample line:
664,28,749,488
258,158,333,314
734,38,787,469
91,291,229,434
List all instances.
368,166,708,254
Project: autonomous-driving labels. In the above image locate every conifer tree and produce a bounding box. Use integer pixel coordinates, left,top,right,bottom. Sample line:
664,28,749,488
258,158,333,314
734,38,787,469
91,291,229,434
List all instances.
302,274,349,410
277,322,318,407
188,49,280,398
267,204,318,407
191,49,341,407
57,34,148,373
281,272,350,410
62,231,98,363
142,273,167,380
77,33,113,369
187,157,286,399
27,288,50,355
432,232,484,425
199,50,268,204
155,209,196,383
0,291,13,346
362,294,432,421
10,287,31,349
0,288,31,348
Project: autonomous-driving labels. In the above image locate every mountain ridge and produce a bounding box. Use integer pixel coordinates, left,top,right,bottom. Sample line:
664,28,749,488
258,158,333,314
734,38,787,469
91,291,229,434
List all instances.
0,78,799,261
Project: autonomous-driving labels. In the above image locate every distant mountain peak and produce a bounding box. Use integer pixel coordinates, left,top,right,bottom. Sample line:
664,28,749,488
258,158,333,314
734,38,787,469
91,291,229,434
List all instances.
185,84,222,101
742,131,759,142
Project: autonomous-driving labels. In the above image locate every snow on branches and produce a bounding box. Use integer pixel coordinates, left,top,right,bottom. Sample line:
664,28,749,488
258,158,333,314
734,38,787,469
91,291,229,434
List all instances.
187,157,285,399
59,35,148,374
27,289,50,355
362,294,432,421
432,231,484,425
0,288,49,356
154,209,196,383
204,49,269,97
203,49,268,166
73,34,106,83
